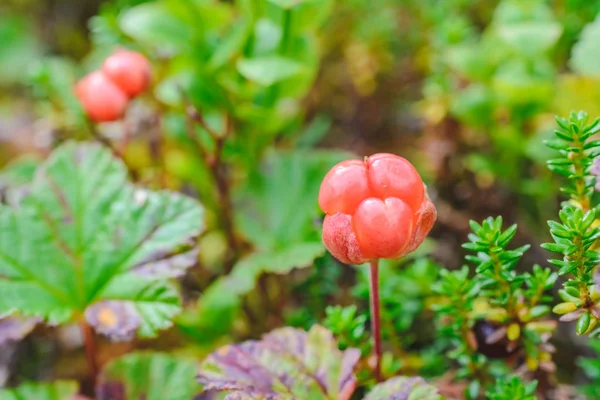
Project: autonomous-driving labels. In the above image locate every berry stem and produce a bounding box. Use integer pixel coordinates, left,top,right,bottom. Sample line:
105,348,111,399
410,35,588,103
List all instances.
79,321,99,390
369,258,383,382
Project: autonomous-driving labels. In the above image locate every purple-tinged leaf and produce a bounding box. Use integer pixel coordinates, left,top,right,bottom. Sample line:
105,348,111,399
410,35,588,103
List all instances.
0,315,39,346
198,325,360,399
84,301,140,342
132,246,198,279
364,376,443,400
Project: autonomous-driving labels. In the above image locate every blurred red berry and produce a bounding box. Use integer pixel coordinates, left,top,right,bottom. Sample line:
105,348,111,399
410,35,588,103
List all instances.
319,153,436,264
74,71,128,123
102,49,151,97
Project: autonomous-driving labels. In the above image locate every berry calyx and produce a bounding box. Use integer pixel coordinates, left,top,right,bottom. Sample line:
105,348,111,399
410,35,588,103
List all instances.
319,153,436,264
74,71,128,123
102,49,151,97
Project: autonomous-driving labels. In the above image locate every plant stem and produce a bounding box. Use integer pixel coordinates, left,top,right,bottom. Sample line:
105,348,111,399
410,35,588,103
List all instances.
79,321,99,389
369,259,383,382
185,107,241,272
571,133,591,211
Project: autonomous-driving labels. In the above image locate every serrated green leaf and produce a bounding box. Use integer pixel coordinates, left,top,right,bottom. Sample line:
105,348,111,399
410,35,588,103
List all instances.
0,142,204,338
97,352,202,400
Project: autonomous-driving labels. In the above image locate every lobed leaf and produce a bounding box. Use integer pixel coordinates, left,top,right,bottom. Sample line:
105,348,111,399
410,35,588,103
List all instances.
197,325,360,399
0,142,204,339
364,376,443,400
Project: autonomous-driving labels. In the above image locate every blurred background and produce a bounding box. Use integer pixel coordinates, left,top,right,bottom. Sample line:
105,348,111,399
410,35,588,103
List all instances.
2,0,600,398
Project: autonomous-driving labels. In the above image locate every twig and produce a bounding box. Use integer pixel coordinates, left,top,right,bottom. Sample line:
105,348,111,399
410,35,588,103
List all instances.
86,120,122,158
184,105,240,272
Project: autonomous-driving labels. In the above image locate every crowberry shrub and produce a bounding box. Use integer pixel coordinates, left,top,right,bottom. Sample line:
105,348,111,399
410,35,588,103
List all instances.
102,50,151,97
318,153,436,264
74,71,128,122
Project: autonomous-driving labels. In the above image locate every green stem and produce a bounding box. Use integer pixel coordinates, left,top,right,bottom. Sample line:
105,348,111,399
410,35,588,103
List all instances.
369,259,383,382
489,252,516,317
571,134,591,211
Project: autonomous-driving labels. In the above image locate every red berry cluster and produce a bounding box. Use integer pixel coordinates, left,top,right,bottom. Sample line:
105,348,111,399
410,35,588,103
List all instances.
75,49,151,123
318,153,436,264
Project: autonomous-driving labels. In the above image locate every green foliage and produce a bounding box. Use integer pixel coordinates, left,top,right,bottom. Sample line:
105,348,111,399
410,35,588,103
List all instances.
287,254,343,329
28,57,87,130
485,375,537,400
544,112,599,204
543,111,600,335
0,142,204,338
354,258,440,350
234,149,349,251
97,352,202,400
0,381,78,400
434,217,556,397
179,150,346,344
7,0,600,397
0,14,42,86
463,217,530,309
432,266,483,385
323,305,369,353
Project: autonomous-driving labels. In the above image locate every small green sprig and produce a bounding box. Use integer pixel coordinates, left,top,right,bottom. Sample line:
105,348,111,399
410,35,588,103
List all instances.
543,111,600,335
463,217,557,371
323,305,370,353
544,111,600,210
485,375,537,400
463,217,530,315
432,267,487,391
543,206,600,334
434,217,556,398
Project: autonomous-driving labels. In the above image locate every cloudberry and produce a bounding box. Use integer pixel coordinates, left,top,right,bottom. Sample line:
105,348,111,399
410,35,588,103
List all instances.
319,153,436,264
102,49,151,97
74,71,128,123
